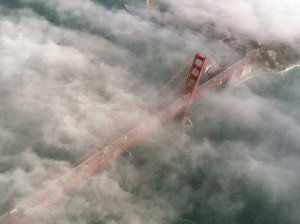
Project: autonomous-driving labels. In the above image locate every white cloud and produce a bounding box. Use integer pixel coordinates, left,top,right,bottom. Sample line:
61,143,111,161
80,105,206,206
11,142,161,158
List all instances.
0,1,300,224
161,0,300,43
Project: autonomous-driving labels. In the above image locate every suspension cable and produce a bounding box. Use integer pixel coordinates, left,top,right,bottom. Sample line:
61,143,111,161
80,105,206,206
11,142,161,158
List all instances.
151,66,198,112
153,58,193,97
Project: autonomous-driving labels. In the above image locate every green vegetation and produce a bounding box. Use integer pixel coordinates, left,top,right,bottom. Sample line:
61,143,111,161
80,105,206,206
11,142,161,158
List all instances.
147,0,160,11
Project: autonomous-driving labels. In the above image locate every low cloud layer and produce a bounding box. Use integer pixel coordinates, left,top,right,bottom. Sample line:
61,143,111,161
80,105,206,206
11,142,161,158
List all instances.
0,1,300,224
161,0,300,43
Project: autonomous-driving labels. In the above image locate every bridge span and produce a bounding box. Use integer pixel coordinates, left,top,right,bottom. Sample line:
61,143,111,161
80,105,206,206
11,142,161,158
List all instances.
0,53,252,224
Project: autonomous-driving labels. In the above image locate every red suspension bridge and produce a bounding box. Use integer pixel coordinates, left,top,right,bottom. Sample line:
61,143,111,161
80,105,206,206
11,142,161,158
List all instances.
0,53,254,224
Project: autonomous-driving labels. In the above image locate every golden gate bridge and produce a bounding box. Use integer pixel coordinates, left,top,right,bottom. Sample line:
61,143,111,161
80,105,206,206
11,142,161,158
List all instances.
0,52,253,224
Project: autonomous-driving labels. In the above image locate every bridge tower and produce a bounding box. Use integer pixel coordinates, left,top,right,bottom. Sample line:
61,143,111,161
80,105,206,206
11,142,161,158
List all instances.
182,53,207,124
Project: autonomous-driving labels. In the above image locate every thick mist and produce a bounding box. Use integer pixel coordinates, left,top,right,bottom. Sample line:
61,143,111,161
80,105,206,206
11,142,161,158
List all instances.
0,1,300,224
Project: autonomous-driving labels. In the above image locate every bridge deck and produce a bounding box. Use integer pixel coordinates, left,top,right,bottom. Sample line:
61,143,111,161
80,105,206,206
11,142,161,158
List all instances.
1,58,249,224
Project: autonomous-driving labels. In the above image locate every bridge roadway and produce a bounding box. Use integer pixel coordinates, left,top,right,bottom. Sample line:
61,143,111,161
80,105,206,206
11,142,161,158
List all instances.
0,58,248,224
